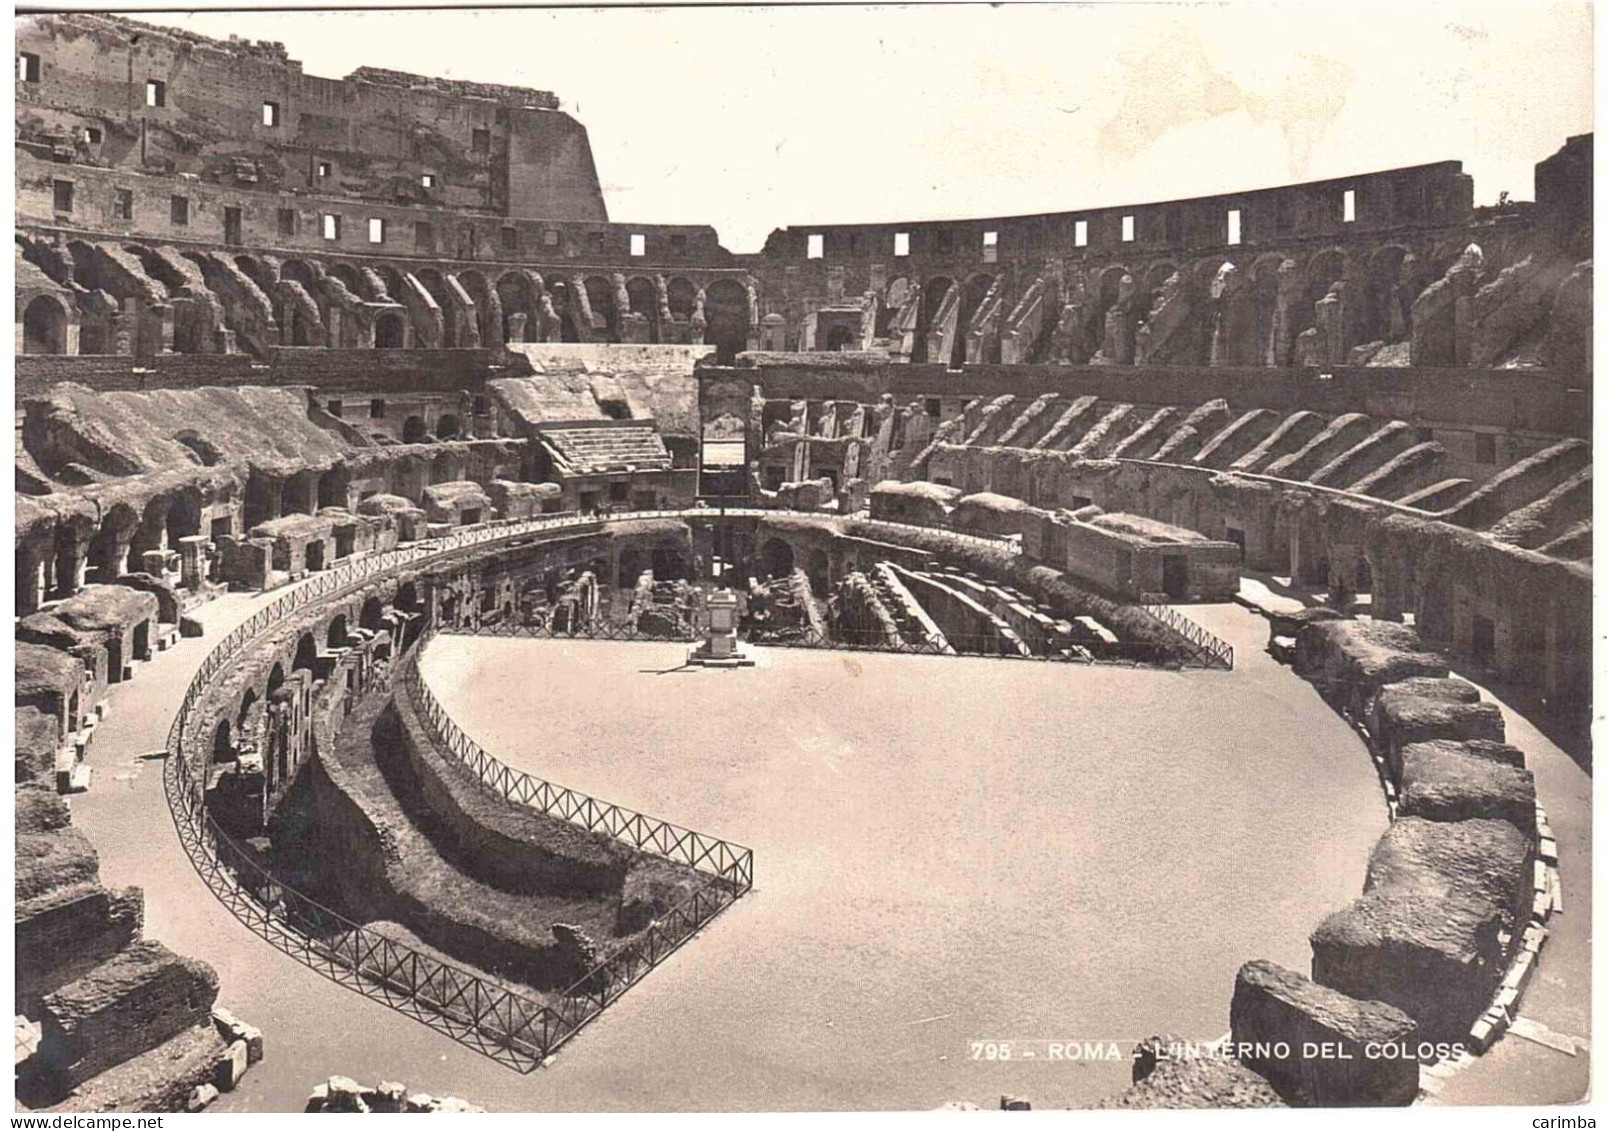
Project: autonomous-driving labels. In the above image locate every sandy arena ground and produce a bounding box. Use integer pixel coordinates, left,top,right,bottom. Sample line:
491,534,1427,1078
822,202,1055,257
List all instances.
412,629,1387,1109
63,594,1587,1111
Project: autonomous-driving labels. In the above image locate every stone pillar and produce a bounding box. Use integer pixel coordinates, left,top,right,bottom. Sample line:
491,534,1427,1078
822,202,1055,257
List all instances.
507,311,527,343
325,307,342,349
178,535,210,590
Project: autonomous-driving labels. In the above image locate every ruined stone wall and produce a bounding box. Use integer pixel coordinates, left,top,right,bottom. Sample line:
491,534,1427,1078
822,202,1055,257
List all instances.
15,13,606,221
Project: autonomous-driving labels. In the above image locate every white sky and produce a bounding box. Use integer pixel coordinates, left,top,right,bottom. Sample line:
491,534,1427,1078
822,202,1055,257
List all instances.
109,3,1595,252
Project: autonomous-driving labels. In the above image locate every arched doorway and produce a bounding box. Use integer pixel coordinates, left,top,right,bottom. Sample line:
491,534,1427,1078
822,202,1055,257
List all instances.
436,414,462,441
651,543,688,581
705,279,750,363
374,310,406,348
22,295,69,354
402,415,428,444
825,324,856,352
806,547,830,593
761,538,795,579
913,276,953,363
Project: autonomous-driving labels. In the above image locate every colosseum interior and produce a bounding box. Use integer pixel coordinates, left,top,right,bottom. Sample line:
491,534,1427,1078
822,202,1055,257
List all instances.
11,9,1593,1115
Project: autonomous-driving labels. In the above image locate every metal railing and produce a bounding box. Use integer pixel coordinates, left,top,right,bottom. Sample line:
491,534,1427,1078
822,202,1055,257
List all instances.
160,503,1220,1069
1140,603,1235,670
401,627,754,890
162,509,780,1071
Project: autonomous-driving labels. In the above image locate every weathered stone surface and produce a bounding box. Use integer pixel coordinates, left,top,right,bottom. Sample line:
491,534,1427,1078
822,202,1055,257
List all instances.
1229,959,1418,1106
188,1083,219,1112
1098,1037,1285,1109
1311,886,1504,1041
1399,738,1527,771
1369,677,1481,751
179,615,205,638
1295,620,1448,711
1378,697,1505,774
213,1039,248,1092
1365,816,1534,937
1398,746,1536,836
38,941,220,1089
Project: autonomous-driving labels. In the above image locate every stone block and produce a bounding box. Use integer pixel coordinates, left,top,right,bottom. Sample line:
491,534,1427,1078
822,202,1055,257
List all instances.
324,1074,369,1113
1311,887,1504,1042
213,1039,248,1092
180,615,205,638
1377,698,1506,779
1370,678,1481,752
1229,959,1418,1106
1365,817,1534,937
1294,620,1448,713
1398,747,1537,837
404,1093,435,1112
1097,1041,1285,1109
37,941,219,1089
188,1083,219,1111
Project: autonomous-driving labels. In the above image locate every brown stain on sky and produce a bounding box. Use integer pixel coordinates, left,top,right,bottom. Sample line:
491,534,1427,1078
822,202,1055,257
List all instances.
1097,26,1354,178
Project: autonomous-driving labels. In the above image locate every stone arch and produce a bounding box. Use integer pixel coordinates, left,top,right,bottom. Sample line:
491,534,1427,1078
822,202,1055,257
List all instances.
373,309,406,348
626,276,656,341
1298,248,1348,336
325,262,368,299
436,414,462,441
705,278,750,363
415,268,455,346
373,265,407,303
1248,253,1287,366
666,277,698,320
234,255,277,295
266,662,285,696
317,466,350,510
584,275,619,342
825,324,856,352
165,488,202,546
761,537,795,579
89,502,140,581
21,293,72,354
292,632,318,675
618,547,645,589
402,415,428,444
650,541,688,581
459,270,501,346
913,275,954,363
360,595,385,632
951,273,995,365
876,275,913,337
495,270,539,343
1362,244,1414,346
326,614,349,649
806,547,830,594
547,278,581,342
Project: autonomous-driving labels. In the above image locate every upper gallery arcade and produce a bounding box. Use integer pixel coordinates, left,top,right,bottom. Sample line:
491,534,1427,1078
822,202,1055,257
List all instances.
15,12,1593,375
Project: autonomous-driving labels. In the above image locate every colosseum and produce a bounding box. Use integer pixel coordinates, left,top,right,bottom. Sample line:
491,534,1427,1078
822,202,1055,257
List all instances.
12,8,1592,1114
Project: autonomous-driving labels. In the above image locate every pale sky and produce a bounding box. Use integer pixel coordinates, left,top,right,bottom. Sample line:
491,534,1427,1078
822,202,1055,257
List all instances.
91,3,1596,251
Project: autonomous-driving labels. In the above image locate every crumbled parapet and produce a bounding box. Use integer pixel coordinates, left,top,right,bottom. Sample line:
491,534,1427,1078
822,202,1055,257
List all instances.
1229,959,1419,1106
1369,677,1482,755
1397,739,1527,772
1311,886,1504,1043
1364,817,1534,941
1294,620,1449,713
1398,747,1537,837
305,1077,486,1113
1376,698,1506,783
36,941,220,1091
1097,1034,1285,1109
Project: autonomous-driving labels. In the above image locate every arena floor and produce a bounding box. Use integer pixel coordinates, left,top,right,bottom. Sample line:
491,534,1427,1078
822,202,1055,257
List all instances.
412,629,1389,1110
64,593,1588,1111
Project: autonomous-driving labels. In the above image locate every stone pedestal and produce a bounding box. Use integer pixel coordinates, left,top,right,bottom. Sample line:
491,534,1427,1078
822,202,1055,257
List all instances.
688,590,753,668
